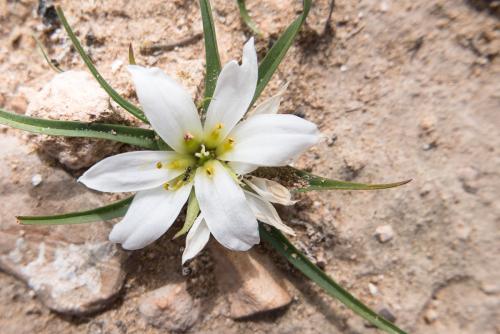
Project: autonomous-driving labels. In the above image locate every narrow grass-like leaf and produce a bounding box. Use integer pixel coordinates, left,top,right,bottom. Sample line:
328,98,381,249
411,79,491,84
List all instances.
253,0,311,103
0,108,161,149
174,190,200,239
199,0,221,111
293,168,411,192
236,0,263,36
18,196,133,225
260,225,408,334
33,35,64,73
56,7,148,123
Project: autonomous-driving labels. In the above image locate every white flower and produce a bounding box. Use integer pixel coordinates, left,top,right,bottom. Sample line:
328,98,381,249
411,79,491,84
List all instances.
79,38,320,263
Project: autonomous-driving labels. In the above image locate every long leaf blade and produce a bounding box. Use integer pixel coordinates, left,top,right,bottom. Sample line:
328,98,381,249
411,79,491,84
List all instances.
236,0,263,36
18,196,133,225
199,0,221,111
253,0,311,103
260,225,408,334
55,7,148,123
0,108,161,149
33,35,64,73
293,168,411,192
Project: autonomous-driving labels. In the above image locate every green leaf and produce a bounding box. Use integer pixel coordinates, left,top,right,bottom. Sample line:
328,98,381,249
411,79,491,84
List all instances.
18,196,133,225
199,0,222,111
253,0,311,104
55,7,148,123
236,0,263,37
260,225,408,334
33,35,64,73
0,108,162,150
293,168,411,192
174,190,200,239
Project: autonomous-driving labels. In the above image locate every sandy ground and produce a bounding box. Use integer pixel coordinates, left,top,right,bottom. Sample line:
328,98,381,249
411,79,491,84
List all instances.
0,0,499,333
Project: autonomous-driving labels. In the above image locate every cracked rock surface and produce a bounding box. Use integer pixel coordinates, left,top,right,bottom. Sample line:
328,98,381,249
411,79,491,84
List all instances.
0,134,126,315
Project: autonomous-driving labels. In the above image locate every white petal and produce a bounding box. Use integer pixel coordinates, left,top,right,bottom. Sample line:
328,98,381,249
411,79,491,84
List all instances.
228,161,258,175
109,183,192,250
79,151,186,192
194,160,259,251
244,191,295,236
204,38,258,143
219,114,320,166
182,215,210,264
128,65,202,153
249,83,289,116
244,176,296,205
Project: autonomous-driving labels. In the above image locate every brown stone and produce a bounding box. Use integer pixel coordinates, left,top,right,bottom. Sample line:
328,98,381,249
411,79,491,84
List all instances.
9,95,28,114
211,244,292,319
138,282,200,332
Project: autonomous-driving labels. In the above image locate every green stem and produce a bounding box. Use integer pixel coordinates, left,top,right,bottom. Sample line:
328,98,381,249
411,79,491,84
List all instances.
56,7,148,123
260,225,409,334
236,0,264,36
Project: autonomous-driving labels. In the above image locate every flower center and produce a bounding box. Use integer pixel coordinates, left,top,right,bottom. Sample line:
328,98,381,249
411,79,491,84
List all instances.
193,144,216,166
158,127,239,190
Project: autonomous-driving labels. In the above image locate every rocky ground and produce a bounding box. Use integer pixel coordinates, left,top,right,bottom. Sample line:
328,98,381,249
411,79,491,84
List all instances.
0,0,499,333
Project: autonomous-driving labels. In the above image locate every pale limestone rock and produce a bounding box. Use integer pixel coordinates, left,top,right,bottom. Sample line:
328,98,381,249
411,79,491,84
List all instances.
138,282,200,332
211,244,292,319
25,70,129,170
0,133,126,315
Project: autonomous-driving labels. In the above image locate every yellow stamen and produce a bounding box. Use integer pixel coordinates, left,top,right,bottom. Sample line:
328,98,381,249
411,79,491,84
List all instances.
156,162,163,169
166,157,195,170
205,166,214,177
168,161,180,169
206,123,225,148
163,183,170,190
216,137,235,156
173,178,185,190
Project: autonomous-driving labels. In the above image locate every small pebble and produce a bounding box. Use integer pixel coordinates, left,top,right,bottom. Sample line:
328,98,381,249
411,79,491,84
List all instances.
424,309,438,323
31,174,43,187
380,1,390,12
340,65,348,72
379,307,397,323
327,134,337,147
368,283,378,296
10,95,28,114
375,225,394,243
111,59,123,73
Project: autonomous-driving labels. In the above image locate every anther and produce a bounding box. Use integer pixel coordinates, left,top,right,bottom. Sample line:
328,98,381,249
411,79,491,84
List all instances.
183,132,194,141
156,162,163,169
163,183,170,190
205,167,214,176
216,123,224,130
